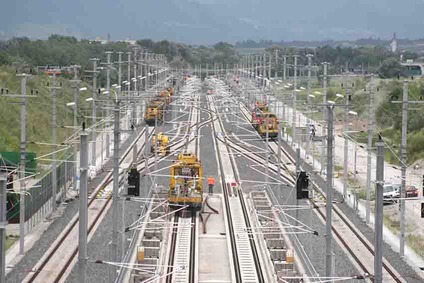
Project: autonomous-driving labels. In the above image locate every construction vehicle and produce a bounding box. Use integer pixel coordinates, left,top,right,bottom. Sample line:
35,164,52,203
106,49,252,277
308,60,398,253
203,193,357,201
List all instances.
151,132,170,156
168,153,203,210
159,89,172,105
144,99,164,126
167,86,174,96
257,112,279,139
252,101,269,129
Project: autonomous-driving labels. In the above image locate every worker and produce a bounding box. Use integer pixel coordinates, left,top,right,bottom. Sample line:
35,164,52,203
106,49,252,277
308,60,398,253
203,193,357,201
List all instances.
207,176,216,195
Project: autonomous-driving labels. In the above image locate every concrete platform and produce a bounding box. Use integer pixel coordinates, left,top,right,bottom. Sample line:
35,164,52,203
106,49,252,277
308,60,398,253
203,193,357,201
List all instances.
198,194,232,283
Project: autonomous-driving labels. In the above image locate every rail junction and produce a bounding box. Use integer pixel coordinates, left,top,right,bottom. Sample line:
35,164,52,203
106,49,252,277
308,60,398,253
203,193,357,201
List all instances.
5,71,424,283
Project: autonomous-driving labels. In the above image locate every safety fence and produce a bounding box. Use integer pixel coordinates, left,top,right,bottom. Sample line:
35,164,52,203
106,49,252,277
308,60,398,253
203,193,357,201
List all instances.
8,154,75,230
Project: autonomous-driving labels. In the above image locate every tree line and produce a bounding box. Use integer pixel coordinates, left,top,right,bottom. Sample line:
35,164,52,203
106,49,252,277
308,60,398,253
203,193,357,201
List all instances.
0,35,420,78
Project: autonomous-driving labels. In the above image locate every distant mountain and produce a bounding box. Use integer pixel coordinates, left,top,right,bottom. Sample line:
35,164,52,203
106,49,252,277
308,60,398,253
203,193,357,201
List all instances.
1,0,424,44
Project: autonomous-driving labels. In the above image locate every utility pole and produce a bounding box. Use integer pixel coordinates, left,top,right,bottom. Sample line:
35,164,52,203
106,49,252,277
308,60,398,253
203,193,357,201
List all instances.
306,54,313,158
295,147,300,220
247,55,251,79
343,86,351,199
0,74,35,255
283,55,287,81
143,52,148,91
89,58,99,168
118,52,123,90
374,134,384,283
277,124,282,200
111,101,120,281
321,63,328,175
78,125,88,283
0,170,6,283
265,121,269,184
256,54,259,80
366,75,374,224
323,63,328,106
390,80,424,255
71,66,81,193
274,49,278,80
144,124,149,198
18,74,30,254
49,73,61,212
105,51,113,158
292,55,299,146
133,47,138,95
262,53,266,87
400,80,408,256
117,52,125,130
325,104,334,278
268,53,272,82
206,63,208,78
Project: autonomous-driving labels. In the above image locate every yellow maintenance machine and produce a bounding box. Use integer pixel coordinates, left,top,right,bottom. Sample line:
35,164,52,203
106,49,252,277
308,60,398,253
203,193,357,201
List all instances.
151,132,170,156
168,153,203,210
166,86,174,96
257,112,279,139
256,101,269,112
144,99,164,126
159,89,172,105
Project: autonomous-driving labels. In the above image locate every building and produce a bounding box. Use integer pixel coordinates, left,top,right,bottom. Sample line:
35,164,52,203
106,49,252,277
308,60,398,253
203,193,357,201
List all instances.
390,32,398,53
402,60,424,77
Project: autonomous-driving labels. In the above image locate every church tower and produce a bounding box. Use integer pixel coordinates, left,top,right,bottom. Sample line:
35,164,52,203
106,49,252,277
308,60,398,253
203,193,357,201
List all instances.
390,32,397,53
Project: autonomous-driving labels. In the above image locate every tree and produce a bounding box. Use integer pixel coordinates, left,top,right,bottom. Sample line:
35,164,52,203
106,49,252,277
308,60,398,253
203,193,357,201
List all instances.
377,58,405,78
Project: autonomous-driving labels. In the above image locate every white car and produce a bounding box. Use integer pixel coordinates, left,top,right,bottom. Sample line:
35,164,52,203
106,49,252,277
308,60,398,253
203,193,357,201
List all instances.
383,184,400,203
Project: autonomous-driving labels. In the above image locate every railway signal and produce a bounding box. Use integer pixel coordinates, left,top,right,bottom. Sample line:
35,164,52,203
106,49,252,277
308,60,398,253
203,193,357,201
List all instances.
296,171,309,199
127,167,140,196
421,203,424,219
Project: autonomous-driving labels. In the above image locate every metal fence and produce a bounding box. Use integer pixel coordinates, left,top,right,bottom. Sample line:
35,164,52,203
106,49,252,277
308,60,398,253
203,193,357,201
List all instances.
23,154,74,222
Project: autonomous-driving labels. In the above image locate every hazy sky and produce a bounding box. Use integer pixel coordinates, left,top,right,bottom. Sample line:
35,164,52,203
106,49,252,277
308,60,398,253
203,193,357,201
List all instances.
1,0,423,43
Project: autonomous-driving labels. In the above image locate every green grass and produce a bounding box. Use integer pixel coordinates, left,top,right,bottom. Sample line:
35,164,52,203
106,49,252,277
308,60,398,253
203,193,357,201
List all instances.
407,234,424,258
384,215,400,233
6,235,18,250
0,66,93,172
334,165,343,172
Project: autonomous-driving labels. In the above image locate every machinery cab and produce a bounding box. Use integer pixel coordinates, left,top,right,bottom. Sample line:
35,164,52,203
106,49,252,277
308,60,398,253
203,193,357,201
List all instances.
167,87,174,96
159,89,172,105
144,99,164,125
151,132,170,156
252,101,268,129
169,153,203,210
257,112,279,138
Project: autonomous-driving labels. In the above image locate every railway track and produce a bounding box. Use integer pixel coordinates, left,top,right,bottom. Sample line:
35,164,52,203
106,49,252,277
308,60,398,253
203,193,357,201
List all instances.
23,126,154,283
117,83,207,283
236,94,405,282
23,86,208,283
209,93,266,283
165,86,201,283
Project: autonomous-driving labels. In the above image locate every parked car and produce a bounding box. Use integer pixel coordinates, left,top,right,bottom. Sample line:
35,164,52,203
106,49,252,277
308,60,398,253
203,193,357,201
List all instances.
383,184,399,204
406,185,419,198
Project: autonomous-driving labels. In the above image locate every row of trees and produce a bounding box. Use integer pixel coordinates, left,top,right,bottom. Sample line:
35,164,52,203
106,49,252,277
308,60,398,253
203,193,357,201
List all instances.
263,45,418,78
0,35,419,78
0,35,239,72
375,80,424,163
